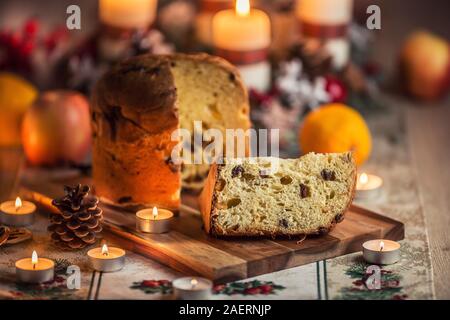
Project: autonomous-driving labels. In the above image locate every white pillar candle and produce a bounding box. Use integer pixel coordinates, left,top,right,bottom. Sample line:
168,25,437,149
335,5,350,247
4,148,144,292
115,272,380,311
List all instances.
136,206,174,234
296,0,353,70
212,0,272,91
16,251,55,283
99,0,158,30
355,172,383,200
172,277,213,300
0,197,36,227
88,244,126,272
363,239,401,265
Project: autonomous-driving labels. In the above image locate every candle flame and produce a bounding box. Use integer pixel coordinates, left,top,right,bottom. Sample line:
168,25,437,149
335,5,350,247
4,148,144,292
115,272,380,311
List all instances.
15,197,22,210
152,206,158,219
379,241,385,252
102,244,109,256
191,278,198,288
31,250,38,269
359,173,369,185
236,0,250,17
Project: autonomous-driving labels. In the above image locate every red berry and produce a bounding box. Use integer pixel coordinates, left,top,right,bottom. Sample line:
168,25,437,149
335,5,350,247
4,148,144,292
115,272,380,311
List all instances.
244,287,261,295
20,40,35,56
51,26,68,42
44,27,68,53
141,280,160,287
249,88,276,105
325,75,347,103
157,280,171,286
24,19,39,38
9,33,22,49
213,284,226,292
44,37,57,53
352,280,364,286
259,284,273,294
385,280,400,287
0,30,10,45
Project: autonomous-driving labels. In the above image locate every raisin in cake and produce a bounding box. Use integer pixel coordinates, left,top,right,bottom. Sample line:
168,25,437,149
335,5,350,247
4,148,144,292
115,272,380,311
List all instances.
91,53,251,211
199,152,356,237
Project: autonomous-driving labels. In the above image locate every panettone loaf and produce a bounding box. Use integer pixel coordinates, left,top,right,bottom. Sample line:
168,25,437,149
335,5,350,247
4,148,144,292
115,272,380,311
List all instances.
199,152,356,237
92,54,251,210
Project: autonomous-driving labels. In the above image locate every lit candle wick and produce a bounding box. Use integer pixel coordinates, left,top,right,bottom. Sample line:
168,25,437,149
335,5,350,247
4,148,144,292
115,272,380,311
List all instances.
15,197,22,212
359,173,369,186
31,250,38,270
191,278,198,289
152,206,158,220
379,241,385,252
102,244,109,256
236,0,250,17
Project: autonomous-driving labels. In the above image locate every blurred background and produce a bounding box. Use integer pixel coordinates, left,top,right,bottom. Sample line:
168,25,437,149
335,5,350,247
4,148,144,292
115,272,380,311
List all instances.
1,0,449,76
1,0,449,165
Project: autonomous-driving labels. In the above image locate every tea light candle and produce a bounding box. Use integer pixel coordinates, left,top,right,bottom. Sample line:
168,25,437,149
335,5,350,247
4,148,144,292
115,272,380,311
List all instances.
16,251,55,283
99,0,158,30
88,244,125,272
363,239,401,265
212,0,271,91
295,0,353,70
173,277,213,300
356,173,383,200
136,207,174,234
0,197,36,227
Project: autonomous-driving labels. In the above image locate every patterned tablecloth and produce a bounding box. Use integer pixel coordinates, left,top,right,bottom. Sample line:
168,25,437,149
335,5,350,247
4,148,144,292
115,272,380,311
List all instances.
0,101,434,300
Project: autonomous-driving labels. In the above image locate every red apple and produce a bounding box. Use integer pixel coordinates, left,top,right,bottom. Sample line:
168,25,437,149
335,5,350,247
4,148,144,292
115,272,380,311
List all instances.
22,90,91,166
400,31,450,100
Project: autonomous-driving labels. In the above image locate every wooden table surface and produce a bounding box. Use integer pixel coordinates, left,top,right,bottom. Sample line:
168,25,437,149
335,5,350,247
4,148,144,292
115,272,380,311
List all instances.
406,102,450,299
355,94,450,299
368,0,450,299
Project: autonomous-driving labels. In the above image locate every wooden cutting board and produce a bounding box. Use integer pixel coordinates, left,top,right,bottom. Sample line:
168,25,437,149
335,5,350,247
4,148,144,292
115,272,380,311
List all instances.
21,180,404,284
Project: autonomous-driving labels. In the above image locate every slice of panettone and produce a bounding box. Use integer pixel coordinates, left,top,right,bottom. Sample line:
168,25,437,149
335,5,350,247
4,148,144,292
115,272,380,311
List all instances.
199,152,356,237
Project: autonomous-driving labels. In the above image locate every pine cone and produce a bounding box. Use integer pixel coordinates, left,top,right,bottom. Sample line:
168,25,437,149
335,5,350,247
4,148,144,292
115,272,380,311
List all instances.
289,42,332,79
48,184,103,250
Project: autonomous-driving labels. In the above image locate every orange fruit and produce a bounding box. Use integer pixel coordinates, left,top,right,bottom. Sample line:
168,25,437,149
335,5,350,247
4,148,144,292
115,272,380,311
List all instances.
0,72,38,146
299,103,372,166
